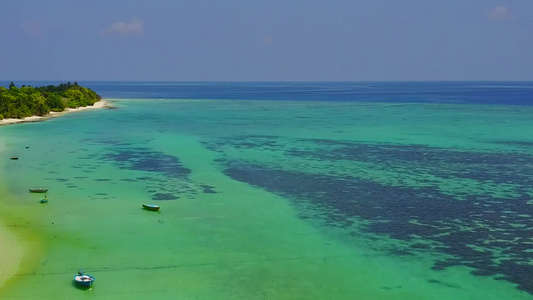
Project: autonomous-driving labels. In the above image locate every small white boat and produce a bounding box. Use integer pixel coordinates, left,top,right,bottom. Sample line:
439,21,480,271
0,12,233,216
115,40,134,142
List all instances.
142,204,161,211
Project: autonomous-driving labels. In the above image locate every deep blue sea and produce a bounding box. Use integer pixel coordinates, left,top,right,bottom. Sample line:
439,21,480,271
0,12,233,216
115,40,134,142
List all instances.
2,81,533,105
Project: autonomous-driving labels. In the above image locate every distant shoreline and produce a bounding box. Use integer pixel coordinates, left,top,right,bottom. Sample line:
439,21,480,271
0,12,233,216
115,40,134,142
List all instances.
0,100,112,126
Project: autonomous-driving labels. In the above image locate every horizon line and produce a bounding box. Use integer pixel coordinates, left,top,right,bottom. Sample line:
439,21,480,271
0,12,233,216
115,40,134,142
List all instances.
2,80,533,84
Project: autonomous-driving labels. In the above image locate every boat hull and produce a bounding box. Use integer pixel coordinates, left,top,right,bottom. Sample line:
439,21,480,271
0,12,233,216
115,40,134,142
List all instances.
142,204,161,211
29,189,48,193
74,274,95,287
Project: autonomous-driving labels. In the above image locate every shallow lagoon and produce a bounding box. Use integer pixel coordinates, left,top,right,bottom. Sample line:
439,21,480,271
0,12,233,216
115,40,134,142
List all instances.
0,87,532,299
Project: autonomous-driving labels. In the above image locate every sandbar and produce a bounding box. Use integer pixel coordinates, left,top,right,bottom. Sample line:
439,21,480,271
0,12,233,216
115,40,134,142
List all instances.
0,221,23,289
0,138,23,289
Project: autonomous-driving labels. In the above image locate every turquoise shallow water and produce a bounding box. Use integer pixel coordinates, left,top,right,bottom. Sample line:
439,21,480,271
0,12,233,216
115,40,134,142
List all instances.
0,96,532,299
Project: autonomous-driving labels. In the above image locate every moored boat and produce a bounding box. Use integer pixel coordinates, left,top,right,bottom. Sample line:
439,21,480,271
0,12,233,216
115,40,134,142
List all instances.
74,271,95,287
29,188,48,193
10,156,19,160
142,204,161,211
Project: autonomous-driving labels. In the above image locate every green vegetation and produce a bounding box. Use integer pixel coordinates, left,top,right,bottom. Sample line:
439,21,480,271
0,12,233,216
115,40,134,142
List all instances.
0,82,101,119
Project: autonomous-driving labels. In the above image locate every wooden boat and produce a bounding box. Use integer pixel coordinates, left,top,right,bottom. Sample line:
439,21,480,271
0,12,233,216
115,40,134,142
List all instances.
10,156,19,160
74,272,95,287
29,188,48,193
142,204,161,211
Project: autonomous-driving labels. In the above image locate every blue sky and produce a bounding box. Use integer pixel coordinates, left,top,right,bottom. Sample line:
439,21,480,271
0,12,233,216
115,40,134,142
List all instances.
1,0,532,81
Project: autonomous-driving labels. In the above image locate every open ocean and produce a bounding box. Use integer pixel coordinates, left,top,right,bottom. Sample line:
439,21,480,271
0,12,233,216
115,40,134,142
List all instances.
0,81,532,299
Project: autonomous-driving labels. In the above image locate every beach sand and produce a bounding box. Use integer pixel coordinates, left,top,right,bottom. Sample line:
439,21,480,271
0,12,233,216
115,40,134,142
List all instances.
0,100,111,126
0,100,109,290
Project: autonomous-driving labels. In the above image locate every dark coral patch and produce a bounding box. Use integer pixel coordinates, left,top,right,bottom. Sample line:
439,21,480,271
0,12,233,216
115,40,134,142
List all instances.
152,193,179,201
202,185,217,194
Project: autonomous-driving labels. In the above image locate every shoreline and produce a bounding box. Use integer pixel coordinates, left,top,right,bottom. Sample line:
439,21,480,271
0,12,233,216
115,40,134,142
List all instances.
0,99,111,126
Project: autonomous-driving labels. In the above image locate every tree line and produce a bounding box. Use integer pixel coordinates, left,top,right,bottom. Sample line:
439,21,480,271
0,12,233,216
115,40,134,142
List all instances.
0,82,101,120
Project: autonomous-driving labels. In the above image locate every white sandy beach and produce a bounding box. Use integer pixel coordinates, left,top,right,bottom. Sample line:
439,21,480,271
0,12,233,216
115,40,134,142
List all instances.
0,100,111,126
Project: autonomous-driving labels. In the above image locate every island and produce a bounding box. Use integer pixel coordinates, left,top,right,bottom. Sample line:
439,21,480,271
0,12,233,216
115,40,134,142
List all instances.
0,82,109,125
